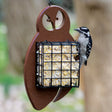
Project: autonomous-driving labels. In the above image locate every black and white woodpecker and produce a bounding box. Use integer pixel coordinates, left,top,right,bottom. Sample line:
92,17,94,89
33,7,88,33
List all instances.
75,27,92,66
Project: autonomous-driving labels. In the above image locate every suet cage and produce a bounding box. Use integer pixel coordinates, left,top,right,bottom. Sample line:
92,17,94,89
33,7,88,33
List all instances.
36,41,80,88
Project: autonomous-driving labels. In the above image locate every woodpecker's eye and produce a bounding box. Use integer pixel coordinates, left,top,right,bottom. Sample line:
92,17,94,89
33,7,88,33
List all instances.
55,10,64,29
80,27,89,33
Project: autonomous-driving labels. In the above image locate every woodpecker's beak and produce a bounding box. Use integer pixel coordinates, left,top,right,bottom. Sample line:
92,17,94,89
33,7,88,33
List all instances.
74,28,82,33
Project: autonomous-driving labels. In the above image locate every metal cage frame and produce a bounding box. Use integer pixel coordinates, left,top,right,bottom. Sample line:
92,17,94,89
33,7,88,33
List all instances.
36,40,80,88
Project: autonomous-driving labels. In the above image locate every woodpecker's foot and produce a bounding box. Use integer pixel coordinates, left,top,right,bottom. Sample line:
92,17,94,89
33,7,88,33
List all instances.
76,45,79,51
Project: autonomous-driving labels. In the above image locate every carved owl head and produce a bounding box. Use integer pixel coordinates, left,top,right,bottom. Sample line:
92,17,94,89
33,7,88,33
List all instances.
36,6,70,33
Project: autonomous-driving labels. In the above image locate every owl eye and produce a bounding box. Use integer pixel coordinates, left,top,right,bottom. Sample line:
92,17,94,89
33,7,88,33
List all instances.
47,18,51,22
42,14,53,31
55,10,64,29
56,17,59,20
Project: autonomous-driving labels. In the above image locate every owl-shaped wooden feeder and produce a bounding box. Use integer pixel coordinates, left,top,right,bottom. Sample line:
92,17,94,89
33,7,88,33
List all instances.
24,5,80,110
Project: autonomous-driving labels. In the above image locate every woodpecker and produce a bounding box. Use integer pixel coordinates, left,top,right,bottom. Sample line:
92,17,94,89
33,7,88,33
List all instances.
75,27,92,66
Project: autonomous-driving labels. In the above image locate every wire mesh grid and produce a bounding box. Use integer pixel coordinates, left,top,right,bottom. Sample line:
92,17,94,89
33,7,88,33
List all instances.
36,40,80,88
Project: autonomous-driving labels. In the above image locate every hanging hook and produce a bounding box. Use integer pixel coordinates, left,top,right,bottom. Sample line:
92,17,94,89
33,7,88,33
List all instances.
48,0,54,6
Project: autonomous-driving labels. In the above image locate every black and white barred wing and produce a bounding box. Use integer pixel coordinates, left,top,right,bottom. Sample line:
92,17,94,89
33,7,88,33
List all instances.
86,36,92,59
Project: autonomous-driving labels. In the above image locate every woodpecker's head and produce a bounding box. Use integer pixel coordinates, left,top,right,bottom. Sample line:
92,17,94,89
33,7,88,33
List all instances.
75,27,90,37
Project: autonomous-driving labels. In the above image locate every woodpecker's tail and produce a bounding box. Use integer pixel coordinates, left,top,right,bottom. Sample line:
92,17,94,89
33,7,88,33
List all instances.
84,61,87,66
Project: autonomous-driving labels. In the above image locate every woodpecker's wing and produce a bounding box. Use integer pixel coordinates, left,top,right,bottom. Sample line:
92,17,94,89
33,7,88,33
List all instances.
86,36,92,59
